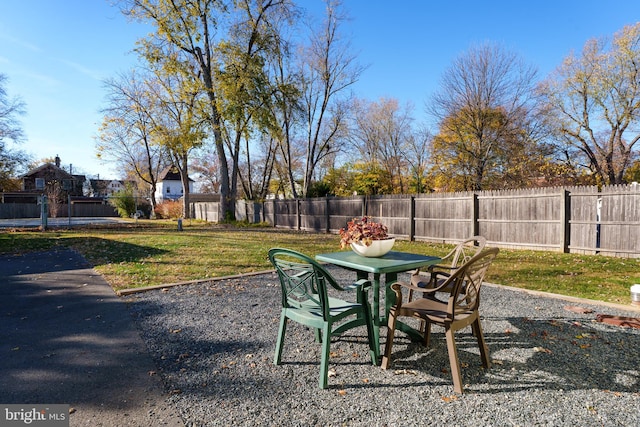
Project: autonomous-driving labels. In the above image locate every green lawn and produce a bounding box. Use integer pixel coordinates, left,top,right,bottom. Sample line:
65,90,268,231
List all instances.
1,220,639,305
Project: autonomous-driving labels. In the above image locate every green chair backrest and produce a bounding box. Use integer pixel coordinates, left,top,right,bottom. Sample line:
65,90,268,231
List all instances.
268,248,343,321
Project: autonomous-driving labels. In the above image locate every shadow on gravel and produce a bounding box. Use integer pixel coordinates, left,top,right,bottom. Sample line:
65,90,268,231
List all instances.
388,316,639,394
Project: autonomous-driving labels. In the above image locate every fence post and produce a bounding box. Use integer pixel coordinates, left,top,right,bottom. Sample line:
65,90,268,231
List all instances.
409,196,416,241
473,192,480,236
296,199,301,230
562,189,571,253
325,197,330,233
272,200,277,227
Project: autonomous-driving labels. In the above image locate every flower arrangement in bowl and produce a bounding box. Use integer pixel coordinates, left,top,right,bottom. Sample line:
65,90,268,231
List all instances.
339,216,395,257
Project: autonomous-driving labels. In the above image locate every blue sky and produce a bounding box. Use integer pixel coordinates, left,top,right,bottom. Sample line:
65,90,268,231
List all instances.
1,1,639,179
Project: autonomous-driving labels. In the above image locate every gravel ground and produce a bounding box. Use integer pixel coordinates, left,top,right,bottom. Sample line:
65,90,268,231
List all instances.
124,267,640,427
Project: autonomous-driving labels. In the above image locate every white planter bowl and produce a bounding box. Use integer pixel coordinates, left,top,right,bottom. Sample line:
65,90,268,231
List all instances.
350,238,396,257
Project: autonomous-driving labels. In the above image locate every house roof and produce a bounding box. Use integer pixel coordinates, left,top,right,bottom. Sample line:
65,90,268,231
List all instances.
158,165,194,182
21,163,86,182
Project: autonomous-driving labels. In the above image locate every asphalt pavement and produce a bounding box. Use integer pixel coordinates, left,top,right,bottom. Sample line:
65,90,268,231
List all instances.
0,248,183,426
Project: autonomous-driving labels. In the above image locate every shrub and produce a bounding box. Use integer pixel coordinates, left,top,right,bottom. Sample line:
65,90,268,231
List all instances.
109,186,137,218
154,200,183,219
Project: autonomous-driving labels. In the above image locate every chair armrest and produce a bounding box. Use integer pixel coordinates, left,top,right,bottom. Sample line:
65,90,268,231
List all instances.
412,263,454,278
427,263,456,273
393,277,453,295
342,278,373,292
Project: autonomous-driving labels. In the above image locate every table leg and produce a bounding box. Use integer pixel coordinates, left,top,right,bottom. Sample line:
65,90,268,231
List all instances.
357,271,381,351
382,272,398,325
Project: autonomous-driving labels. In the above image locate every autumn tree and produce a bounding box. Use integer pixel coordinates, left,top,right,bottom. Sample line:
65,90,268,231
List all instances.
122,0,298,219
121,0,233,220
538,23,640,185
428,43,540,191
148,60,208,218
217,0,297,201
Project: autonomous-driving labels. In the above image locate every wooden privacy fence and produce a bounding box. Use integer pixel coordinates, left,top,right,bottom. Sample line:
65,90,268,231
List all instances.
0,202,117,219
190,184,640,258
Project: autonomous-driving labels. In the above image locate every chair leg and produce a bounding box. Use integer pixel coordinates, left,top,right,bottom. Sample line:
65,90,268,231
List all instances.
381,309,398,369
424,320,432,347
319,323,331,389
274,313,287,365
472,319,491,369
445,325,464,394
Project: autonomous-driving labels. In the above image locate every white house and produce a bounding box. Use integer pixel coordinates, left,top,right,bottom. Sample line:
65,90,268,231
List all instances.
89,179,131,198
155,166,194,203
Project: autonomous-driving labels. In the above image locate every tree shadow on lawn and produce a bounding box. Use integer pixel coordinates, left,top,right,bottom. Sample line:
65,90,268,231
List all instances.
62,236,168,265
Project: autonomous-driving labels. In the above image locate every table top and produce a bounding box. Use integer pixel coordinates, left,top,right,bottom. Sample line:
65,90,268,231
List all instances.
315,250,441,274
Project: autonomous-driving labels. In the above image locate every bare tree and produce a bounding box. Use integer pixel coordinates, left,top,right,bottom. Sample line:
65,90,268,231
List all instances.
98,70,168,212
0,73,28,189
428,43,539,191
297,0,362,197
350,97,414,194
190,145,221,194
538,23,640,185
404,124,433,194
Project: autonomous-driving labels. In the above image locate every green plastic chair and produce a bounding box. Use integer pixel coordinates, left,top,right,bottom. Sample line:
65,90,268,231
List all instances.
268,248,379,389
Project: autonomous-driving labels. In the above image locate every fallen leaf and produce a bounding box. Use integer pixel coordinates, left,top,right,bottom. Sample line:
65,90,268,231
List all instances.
394,369,417,375
328,368,337,378
492,359,503,365
338,389,347,396
564,305,593,314
148,371,157,376
533,346,552,354
442,395,458,403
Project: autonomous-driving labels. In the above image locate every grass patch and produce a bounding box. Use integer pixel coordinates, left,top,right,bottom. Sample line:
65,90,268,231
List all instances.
1,220,639,305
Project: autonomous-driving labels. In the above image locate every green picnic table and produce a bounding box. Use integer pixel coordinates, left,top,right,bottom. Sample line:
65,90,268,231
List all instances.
315,250,441,353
